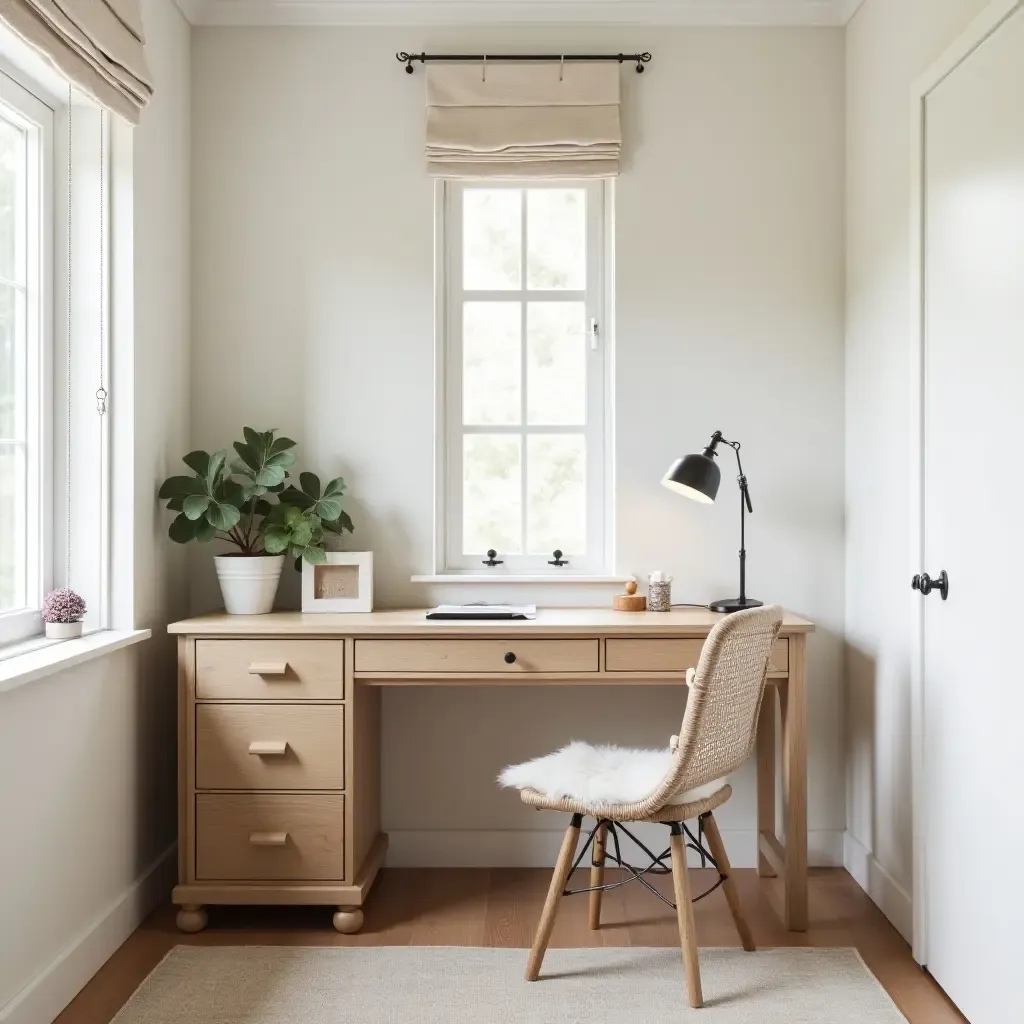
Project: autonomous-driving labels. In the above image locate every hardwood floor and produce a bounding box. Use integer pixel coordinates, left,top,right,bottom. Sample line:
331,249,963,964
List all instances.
56,867,964,1024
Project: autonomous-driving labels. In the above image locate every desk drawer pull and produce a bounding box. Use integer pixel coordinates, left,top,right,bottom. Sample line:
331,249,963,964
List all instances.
248,661,289,676
248,831,289,847
248,740,289,757
504,651,516,664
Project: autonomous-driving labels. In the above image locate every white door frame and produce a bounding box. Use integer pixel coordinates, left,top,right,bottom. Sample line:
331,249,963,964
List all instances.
908,0,1024,967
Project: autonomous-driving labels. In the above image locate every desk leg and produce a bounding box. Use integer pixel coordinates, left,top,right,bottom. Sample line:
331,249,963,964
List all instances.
780,634,808,931
756,687,776,878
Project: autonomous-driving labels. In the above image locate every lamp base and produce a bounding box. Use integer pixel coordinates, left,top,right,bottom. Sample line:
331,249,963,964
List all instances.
708,597,764,615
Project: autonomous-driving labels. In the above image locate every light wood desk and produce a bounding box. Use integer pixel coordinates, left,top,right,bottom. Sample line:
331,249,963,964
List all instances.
168,608,814,934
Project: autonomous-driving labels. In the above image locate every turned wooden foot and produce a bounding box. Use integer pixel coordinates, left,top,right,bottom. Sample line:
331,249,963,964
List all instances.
332,906,364,934
176,904,208,933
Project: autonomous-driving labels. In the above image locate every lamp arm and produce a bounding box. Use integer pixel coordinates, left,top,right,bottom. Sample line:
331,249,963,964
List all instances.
706,433,753,513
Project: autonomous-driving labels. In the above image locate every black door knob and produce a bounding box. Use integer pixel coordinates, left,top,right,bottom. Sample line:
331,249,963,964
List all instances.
504,651,516,664
911,570,949,600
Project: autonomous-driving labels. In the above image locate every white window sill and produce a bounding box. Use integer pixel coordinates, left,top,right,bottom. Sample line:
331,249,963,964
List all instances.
410,574,628,585
0,629,152,694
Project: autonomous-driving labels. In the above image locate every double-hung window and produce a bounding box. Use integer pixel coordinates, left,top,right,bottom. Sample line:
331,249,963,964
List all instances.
0,71,52,645
442,181,611,575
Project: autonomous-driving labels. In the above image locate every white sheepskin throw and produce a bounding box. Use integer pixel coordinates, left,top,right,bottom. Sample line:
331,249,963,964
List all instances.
498,741,725,809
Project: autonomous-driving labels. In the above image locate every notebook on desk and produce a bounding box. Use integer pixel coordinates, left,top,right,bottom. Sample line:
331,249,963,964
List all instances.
425,604,537,620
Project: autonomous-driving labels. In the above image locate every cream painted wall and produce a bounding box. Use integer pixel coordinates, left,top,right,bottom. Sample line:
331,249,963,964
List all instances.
0,0,190,1018
0,648,172,1020
844,0,989,936
191,25,846,865
133,0,193,641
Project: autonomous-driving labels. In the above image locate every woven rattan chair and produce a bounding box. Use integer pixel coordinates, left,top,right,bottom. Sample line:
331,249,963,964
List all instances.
505,604,785,1009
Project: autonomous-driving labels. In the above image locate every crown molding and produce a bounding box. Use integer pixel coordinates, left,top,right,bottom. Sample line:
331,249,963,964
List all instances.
172,0,209,23
186,0,851,28
839,0,866,23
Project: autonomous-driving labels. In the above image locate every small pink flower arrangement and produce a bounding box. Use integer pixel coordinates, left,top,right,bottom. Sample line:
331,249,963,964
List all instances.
43,588,87,622
42,589,87,638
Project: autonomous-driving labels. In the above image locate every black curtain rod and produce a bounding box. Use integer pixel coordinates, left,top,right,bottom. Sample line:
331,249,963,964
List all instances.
396,51,652,73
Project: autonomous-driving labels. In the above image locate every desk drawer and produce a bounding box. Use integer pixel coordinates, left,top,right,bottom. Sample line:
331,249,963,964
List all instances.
605,638,789,674
196,793,345,881
196,704,345,791
354,639,599,674
195,640,344,700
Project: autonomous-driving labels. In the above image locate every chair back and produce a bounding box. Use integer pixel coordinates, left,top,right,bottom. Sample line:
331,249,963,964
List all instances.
643,605,785,810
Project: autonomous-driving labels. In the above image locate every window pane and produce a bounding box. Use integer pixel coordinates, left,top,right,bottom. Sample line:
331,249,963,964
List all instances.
463,189,521,291
527,302,586,425
0,116,26,286
463,435,521,555
527,434,586,555
527,189,586,291
463,302,521,425
0,444,25,611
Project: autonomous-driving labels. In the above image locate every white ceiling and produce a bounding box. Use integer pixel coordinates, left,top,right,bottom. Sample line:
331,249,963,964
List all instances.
177,0,867,28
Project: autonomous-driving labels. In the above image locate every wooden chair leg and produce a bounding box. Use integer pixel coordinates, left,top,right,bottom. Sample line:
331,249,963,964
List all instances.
588,821,608,930
702,812,755,951
526,814,582,981
669,825,704,1009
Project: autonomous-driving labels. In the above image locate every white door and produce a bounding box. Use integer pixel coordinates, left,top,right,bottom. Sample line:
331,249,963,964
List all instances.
921,6,1024,1022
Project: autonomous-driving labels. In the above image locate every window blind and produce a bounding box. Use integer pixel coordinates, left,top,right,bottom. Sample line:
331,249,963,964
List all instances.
425,63,621,178
0,0,153,122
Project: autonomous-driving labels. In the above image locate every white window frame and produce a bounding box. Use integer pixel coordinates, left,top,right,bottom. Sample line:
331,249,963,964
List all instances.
436,179,612,576
0,70,53,646
0,45,116,655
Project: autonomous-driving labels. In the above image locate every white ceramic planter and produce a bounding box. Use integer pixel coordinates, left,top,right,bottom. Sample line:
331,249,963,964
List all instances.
214,554,285,615
45,620,83,639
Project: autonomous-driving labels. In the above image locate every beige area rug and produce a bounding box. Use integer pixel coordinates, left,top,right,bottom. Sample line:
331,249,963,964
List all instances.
112,946,906,1022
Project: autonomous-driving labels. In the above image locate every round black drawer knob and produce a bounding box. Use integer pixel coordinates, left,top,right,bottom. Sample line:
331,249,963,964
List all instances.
504,651,516,664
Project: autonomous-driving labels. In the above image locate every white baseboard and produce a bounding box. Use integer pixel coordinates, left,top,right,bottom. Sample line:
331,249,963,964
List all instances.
0,843,177,1024
843,831,912,943
386,828,845,869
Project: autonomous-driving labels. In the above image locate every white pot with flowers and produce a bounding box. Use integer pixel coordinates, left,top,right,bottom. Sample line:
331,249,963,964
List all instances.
43,588,87,638
158,427,354,615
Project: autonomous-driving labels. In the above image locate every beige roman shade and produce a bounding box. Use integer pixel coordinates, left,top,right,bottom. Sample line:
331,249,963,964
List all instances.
0,0,153,123
425,62,621,178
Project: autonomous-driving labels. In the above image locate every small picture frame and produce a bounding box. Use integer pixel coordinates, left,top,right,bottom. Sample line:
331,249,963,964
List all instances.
302,552,374,613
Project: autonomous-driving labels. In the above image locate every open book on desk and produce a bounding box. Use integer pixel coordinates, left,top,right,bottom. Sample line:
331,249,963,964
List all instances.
425,604,537,620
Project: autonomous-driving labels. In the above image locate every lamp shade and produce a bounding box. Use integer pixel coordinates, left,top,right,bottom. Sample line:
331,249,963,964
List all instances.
661,451,721,504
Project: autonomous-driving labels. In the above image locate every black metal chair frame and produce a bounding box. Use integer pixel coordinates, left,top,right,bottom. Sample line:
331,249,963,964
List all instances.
560,811,726,910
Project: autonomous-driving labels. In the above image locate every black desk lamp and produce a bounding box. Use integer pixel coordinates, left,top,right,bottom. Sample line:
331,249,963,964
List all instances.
661,430,763,614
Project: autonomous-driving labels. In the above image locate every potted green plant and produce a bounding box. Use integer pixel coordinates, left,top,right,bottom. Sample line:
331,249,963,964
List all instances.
158,428,353,614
